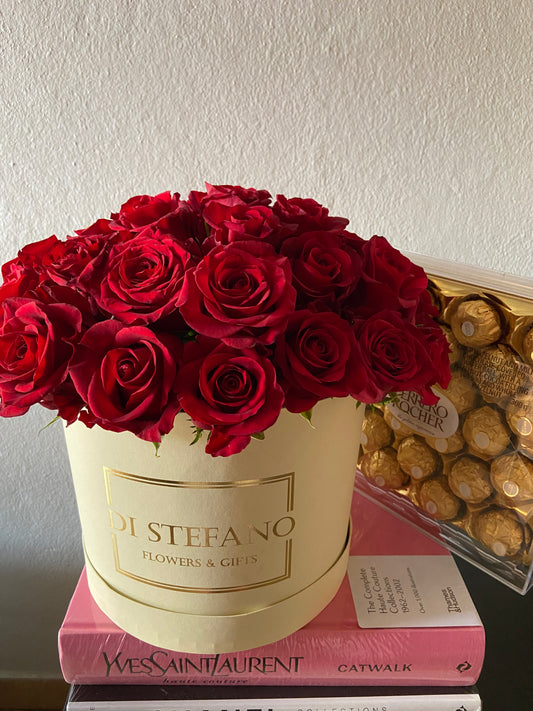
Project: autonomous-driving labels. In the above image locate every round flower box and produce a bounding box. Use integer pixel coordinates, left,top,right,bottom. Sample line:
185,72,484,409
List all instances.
65,397,363,652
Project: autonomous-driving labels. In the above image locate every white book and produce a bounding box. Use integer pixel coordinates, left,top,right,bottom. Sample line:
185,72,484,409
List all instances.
65,684,482,711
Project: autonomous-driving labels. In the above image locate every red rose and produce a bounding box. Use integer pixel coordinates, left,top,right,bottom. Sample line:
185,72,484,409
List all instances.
0,236,61,302
18,235,61,268
196,184,272,243
180,241,296,347
69,321,182,442
280,231,362,306
353,310,450,404
274,310,366,412
218,204,282,245
74,218,116,238
199,184,272,219
351,236,428,318
42,234,106,287
40,376,85,425
92,227,192,324
176,339,284,456
110,191,182,230
0,298,82,416
0,257,39,303
273,195,350,234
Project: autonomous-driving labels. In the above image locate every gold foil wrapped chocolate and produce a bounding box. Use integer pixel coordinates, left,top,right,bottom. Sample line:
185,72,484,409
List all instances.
473,508,524,557
360,409,393,452
396,435,440,481
435,369,478,414
427,281,447,321
383,407,414,438
506,392,533,437
510,316,533,366
462,405,511,458
469,344,530,404
521,327,533,365
448,456,492,504
360,447,407,489
425,430,465,455
418,476,462,520
490,452,533,503
442,326,462,367
449,296,503,348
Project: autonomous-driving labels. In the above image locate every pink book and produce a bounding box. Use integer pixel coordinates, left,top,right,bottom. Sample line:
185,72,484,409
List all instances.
58,492,485,687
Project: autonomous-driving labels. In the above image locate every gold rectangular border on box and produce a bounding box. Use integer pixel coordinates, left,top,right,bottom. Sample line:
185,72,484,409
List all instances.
104,468,295,593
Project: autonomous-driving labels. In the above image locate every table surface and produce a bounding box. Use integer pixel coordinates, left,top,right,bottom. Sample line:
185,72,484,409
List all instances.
454,556,533,709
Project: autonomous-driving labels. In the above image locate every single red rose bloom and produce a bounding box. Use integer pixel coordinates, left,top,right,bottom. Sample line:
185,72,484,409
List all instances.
110,191,182,230
218,204,282,246
0,298,82,416
273,195,350,234
176,338,284,456
179,240,296,347
281,231,363,306
93,227,192,324
42,234,106,288
352,235,428,319
353,309,450,404
275,309,367,412
69,320,182,442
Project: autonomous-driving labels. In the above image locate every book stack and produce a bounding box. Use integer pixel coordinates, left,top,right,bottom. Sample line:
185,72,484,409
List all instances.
59,492,485,711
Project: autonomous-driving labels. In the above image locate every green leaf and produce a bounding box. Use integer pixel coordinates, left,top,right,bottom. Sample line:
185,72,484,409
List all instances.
189,427,204,446
300,409,315,428
251,431,265,440
380,392,399,407
39,416,61,435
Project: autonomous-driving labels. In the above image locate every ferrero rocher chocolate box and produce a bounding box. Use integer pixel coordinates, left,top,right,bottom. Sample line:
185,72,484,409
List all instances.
356,254,533,594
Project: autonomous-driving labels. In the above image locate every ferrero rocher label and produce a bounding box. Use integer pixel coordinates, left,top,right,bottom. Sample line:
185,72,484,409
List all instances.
386,390,459,439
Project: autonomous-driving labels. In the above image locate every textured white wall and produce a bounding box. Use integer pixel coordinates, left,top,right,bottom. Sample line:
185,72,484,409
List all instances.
0,0,531,677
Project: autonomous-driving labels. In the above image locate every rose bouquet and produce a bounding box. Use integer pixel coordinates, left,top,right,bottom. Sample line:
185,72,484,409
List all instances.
0,184,450,456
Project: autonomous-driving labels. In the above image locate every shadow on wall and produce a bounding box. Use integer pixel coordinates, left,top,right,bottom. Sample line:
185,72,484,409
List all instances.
0,558,83,677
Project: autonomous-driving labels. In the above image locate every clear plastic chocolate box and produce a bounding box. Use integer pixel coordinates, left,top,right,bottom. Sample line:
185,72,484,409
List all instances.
356,254,533,593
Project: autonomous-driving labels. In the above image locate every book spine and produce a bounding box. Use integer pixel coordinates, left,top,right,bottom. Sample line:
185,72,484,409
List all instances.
59,626,485,686
66,691,483,711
